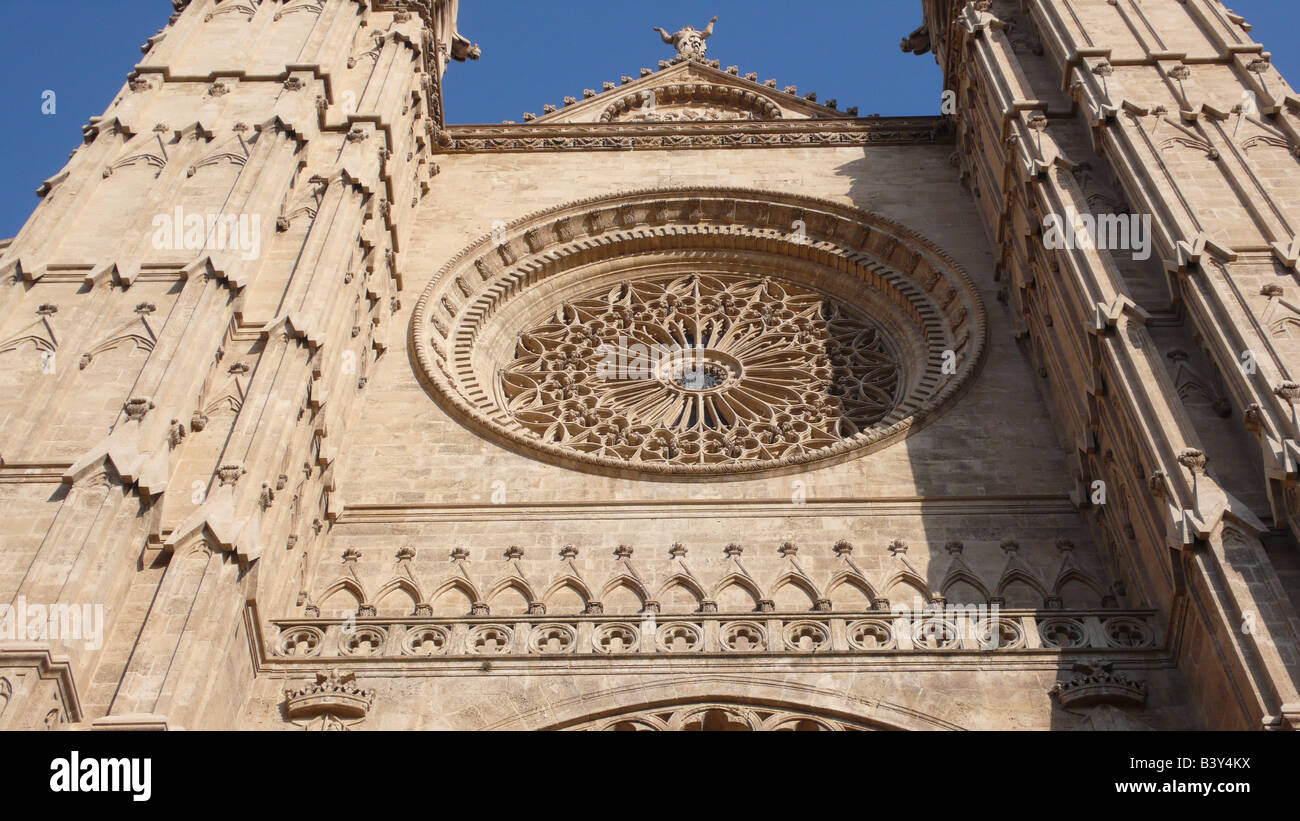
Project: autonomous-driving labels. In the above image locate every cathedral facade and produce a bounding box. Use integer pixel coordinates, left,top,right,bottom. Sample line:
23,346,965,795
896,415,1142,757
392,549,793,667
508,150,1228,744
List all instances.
1,0,1299,730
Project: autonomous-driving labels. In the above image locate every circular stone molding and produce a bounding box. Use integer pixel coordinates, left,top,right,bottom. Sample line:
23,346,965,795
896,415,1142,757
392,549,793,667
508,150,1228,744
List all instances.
412,188,986,479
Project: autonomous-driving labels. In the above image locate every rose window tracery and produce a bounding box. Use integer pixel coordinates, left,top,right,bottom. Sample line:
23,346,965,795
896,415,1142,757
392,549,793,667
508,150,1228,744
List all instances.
412,188,987,478
499,273,901,468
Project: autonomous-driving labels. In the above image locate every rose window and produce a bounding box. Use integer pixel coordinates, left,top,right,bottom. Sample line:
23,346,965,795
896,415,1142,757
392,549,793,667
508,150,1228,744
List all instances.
498,273,901,467
412,189,986,478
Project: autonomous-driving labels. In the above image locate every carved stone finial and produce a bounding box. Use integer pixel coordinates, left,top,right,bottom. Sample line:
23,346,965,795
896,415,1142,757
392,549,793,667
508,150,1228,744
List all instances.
123,397,155,422
1275,381,1300,404
559,544,578,559
778,541,798,556
944,540,964,554
396,547,415,562
999,539,1020,555
341,548,362,563
504,545,524,560
832,539,853,556
1055,539,1075,553
652,16,718,62
613,544,633,559
1176,448,1207,474
887,539,908,556
668,542,687,558
450,547,470,561
723,542,743,557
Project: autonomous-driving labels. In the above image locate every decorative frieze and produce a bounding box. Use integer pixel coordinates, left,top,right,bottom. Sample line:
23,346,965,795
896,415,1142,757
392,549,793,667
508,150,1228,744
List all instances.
269,610,1161,661
443,118,948,153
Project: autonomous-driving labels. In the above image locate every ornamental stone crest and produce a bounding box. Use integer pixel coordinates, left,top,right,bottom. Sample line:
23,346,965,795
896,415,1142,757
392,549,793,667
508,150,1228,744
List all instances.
654,16,718,62
284,669,376,730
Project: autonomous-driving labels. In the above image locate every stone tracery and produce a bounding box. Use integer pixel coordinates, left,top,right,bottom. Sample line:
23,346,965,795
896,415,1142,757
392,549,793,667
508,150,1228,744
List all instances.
499,272,902,469
553,701,877,731
411,188,988,478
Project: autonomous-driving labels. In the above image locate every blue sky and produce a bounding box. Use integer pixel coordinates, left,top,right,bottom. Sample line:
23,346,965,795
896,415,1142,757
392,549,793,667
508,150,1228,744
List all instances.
0,0,1296,236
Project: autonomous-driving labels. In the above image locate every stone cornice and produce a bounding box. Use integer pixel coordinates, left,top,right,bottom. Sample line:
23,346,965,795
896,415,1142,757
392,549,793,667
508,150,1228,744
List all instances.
0,645,83,723
442,117,952,153
335,495,1080,524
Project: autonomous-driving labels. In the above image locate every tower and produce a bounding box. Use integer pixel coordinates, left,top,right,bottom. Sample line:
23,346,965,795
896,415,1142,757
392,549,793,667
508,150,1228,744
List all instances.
911,0,1300,730
0,0,1296,731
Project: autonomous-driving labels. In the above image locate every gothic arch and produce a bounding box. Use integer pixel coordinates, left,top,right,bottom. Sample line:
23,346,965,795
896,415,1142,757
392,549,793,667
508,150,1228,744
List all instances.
484,577,537,615
769,572,820,610
427,578,481,616
655,574,707,612
542,576,594,614
997,569,1049,609
825,572,878,610
598,574,651,611
1052,571,1104,609
883,570,934,606
940,570,993,604
488,675,965,731
710,573,763,611
316,579,366,617
373,578,423,616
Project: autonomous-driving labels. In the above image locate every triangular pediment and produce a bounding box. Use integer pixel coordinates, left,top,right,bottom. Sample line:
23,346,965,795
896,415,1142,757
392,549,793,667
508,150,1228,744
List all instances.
529,60,856,125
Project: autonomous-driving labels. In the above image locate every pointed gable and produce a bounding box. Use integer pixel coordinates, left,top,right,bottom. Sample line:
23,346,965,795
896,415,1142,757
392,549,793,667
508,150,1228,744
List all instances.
530,61,855,125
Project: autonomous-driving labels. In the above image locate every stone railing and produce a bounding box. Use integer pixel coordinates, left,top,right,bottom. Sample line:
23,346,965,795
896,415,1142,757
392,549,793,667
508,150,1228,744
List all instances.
268,610,1161,659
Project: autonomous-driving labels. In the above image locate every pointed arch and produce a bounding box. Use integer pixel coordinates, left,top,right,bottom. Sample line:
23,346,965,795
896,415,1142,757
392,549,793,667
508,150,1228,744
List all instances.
1051,569,1104,609
484,577,537,615
78,315,157,371
655,573,706,613
373,578,423,616
316,579,366,617
997,569,1048,608
109,152,167,176
883,570,933,607
427,578,480,617
769,572,819,611
204,3,258,23
940,569,992,604
0,315,58,358
600,574,649,613
711,573,762,612
542,575,593,614
0,333,55,356
825,571,878,610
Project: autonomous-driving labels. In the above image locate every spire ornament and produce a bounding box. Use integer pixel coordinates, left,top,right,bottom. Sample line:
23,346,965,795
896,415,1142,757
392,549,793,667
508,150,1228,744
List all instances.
653,16,718,62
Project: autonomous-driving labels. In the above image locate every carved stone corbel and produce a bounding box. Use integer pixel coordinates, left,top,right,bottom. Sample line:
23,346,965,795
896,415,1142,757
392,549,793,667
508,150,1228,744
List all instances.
284,670,375,731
